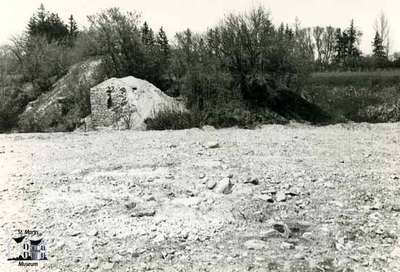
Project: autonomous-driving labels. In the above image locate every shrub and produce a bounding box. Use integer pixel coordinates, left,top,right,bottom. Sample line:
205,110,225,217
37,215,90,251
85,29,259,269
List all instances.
145,108,205,130
0,86,30,132
145,104,287,131
18,114,45,133
204,106,287,128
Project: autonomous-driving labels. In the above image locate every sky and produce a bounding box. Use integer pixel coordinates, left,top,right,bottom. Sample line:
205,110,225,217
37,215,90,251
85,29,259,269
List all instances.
0,0,398,54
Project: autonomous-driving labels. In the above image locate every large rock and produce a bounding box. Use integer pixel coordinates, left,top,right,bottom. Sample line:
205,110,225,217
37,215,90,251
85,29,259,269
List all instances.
90,76,185,130
244,239,269,250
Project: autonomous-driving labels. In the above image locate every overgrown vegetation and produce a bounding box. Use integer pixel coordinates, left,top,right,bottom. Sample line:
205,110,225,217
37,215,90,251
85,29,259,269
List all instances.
145,108,204,130
309,70,400,87
305,71,400,122
145,105,287,130
1,4,399,133
87,8,171,90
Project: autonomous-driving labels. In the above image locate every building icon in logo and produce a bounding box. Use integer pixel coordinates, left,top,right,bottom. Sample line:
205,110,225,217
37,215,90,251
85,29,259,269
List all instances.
7,236,47,261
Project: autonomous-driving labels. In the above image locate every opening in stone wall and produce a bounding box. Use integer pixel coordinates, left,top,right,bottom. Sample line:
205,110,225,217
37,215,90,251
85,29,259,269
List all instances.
107,90,113,109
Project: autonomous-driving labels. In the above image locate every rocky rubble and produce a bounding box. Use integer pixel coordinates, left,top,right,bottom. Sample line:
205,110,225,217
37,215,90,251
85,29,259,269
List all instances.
0,122,399,271
18,59,102,131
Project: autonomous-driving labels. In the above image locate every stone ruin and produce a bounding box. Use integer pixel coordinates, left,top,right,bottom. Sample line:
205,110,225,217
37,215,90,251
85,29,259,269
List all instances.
90,76,184,130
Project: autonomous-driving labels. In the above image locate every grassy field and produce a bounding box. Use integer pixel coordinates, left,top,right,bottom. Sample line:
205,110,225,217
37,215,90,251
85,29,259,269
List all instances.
305,70,400,123
310,70,400,87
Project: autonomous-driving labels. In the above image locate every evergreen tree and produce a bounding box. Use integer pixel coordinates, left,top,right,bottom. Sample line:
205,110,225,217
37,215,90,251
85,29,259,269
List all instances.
37,4,47,24
67,15,78,46
372,31,385,58
68,15,78,38
334,20,362,70
344,20,362,69
285,24,294,40
141,22,155,46
346,20,361,58
156,27,170,57
27,4,70,44
154,27,171,90
334,28,345,66
372,31,387,68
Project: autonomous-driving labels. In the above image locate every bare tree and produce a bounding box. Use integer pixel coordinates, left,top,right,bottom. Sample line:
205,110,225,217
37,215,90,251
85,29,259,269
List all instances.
313,27,324,70
321,26,336,68
0,46,8,100
374,11,390,56
9,35,27,68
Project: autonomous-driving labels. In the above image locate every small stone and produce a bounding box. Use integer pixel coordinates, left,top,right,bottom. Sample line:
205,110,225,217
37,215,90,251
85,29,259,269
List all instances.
181,231,189,240
302,232,313,240
375,228,384,235
324,182,335,189
145,196,156,202
111,254,123,263
260,229,281,240
147,177,155,182
330,201,344,208
89,262,99,269
244,239,268,250
244,177,259,185
276,191,287,202
294,253,306,260
281,242,295,250
272,223,291,239
131,209,156,218
88,229,99,237
154,233,166,243
261,189,277,195
369,212,383,222
392,175,399,180
370,202,383,210
125,202,136,210
391,205,400,212
165,174,174,180
361,261,370,267
215,178,232,194
207,180,217,190
102,263,115,270
253,195,274,203
224,173,234,178
70,231,81,237
199,173,206,179
206,141,220,149
286,188,300,196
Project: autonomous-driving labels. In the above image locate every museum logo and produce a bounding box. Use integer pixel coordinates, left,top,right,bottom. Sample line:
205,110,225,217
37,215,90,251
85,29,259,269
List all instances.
7,229,47,267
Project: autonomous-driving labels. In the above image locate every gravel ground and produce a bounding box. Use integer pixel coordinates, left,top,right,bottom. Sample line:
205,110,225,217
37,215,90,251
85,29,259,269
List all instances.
1,123,400,271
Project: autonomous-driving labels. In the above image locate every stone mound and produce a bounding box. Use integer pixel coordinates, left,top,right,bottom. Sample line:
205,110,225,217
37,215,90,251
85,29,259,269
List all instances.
18,59,102,131
90,76,185,130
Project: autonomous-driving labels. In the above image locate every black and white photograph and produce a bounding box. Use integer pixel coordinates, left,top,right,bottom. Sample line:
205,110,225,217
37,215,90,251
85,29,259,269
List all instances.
0,0,400,271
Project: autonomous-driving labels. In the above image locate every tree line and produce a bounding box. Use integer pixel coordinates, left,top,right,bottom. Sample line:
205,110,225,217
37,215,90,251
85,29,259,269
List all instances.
0,5,399,132
312,12,395,71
